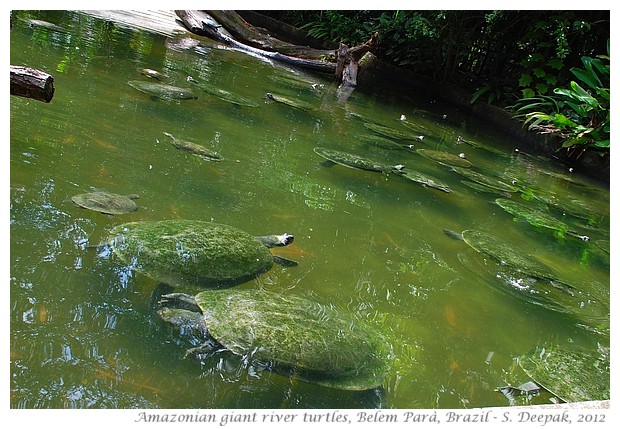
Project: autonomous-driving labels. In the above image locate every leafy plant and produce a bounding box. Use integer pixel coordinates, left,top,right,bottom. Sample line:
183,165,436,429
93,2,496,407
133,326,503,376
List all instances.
510,41,609,153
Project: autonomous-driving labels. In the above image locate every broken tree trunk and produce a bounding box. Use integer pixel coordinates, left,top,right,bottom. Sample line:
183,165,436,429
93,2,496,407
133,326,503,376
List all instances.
175,10,337,73
10,65,55,102
175,10,378,83
206,10,338,60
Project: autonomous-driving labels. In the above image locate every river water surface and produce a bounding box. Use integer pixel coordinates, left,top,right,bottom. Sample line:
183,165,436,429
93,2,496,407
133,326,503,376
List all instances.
10,10,610,409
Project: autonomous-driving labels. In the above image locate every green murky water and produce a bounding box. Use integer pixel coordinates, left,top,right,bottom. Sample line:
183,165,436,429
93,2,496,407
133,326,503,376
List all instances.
10,11,610,409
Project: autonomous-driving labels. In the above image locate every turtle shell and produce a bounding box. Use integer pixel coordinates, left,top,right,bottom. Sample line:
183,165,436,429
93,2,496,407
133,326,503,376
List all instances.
364,122,420,141
266,92,315,111
314,147,391,173
128,80,197,100
416,148,472,168
518,344,609,402
393,168,453,193
461,229,557,281
194,288,393,391
451,166,518,193
105,220,274,288
72,191,139,215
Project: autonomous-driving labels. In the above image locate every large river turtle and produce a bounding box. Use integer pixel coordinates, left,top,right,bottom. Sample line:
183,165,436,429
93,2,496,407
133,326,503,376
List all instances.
513,344,610,403
163,132,222,161
313,147,403,173
128,80,197,100
443,229,576,314
187,76,258,107
101,220,295,288
266,92,315,112
495,198,590,241
364,122,423,141
416,148,472,168
157,288,394,391
72,191,139,215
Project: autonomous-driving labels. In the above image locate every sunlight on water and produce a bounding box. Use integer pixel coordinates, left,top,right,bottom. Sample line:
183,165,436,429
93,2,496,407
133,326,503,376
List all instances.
10,11,609,409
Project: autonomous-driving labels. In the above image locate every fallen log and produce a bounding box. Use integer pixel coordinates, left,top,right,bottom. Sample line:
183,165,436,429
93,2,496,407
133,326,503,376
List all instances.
175,10,337,73
10,65,55,102
206,10,337,60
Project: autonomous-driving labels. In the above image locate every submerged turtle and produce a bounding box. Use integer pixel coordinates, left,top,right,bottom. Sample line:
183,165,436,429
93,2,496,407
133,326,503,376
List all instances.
416,148,472,168
128,80,197,100
157,288,393,391
393,168,453,193
101,219,295,288
266,92,315,112
495,198,589,241
187,76,258,107
72,191,139,215
355,134,415,151
516,344,610,403
461,229,563,283
163,132,222,161
451,166,518,193
457,229,591,314
364,122,422,141
314,147,403,173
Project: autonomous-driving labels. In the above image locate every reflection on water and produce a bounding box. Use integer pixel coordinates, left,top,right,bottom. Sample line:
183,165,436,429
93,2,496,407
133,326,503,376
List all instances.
10,11,609,409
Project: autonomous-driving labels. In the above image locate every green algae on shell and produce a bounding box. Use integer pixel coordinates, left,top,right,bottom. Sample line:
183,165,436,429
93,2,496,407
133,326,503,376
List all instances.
163,132,222,161
393,168,453,193
187,76,258,107
461,229,561,282
355,134,415,151
364,122,422,141
459,230,582,314
416,148,472,168
158,288,394,391
517,344,610,402
103,220,294,288
313,147,397,173
266,92,315,112
451,166,518,193
495,198,590,241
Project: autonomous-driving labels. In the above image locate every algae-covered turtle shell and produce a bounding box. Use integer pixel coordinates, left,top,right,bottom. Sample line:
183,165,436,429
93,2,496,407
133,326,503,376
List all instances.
517,344,610,402
458,230,579,313
416,148,472,168
451,166,518,193
461,229,561,282
364,122,422,141
393,168,453,193
157,288,394,391
103,220,294,288
313,147,399,173
495,198,589,241
266,92,315,112
188,76,258,107
163,132,222,161
72,191,139,215
128,80,197,100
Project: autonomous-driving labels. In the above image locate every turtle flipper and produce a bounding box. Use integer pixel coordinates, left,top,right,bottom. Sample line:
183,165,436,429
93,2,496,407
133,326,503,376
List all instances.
273,255,298,267
184,339,223,360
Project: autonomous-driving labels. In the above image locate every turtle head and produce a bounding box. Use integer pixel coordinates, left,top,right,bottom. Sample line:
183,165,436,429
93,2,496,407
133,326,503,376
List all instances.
256,233,294,248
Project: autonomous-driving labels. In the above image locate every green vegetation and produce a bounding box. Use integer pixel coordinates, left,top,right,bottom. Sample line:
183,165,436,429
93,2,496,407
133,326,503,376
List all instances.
260,11,610,155
509,42,610,154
